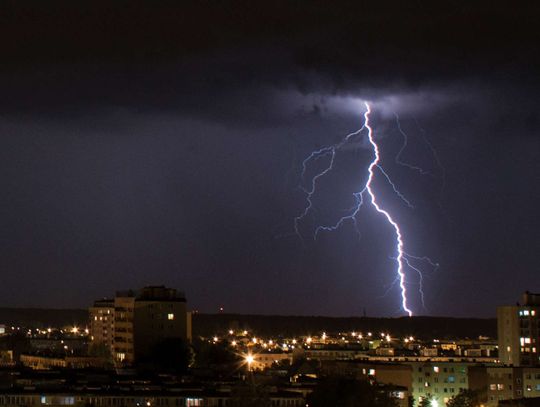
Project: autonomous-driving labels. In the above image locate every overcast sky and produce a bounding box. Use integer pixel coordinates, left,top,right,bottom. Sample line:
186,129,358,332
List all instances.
0,1,538,317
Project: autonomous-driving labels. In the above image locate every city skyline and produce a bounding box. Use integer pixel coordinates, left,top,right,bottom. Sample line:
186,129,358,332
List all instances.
0,1,538,317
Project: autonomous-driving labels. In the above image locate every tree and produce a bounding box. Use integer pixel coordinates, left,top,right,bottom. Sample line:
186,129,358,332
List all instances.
306,376,398,407
88,342,114,368
140,337,193,373
192,338,240,369
446,389,480,407
88,342,112,358
418,394,434,407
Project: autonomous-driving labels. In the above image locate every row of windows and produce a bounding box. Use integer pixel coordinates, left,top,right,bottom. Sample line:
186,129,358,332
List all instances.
0,396,303,407
419,366,456,373
416,376,464,384
148,304,175,309
417,366,467,374
416,386,461,393
93,316,112,321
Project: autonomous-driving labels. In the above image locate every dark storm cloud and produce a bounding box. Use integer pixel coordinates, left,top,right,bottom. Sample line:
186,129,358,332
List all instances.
1,0,538,119
0,0,538,315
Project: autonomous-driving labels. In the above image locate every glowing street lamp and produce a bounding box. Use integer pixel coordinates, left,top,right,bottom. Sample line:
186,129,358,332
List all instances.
245,354,254,371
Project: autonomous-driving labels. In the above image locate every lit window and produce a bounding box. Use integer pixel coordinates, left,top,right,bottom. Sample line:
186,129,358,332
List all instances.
368,369,376,376
525,338,532,344
434,366,440,373
490,384,496,390
524,310,530,316
532,310,536,316
117,352,126,362
497,384,504,390
167,313,174,320
391,391,404,399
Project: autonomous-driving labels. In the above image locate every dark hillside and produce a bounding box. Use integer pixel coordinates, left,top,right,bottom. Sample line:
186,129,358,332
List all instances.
192,314,497,340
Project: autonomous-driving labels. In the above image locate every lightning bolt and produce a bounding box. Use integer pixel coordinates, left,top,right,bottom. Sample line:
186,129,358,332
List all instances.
363,103,412,316
294,127,364,240
394,113,434,176
295,102,438,316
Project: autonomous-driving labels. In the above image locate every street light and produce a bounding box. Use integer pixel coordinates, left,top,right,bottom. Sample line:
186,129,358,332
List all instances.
245,354,254,371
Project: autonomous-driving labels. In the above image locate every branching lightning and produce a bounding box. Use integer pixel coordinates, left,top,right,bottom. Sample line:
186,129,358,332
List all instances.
395,113,433,176
294,102,439,316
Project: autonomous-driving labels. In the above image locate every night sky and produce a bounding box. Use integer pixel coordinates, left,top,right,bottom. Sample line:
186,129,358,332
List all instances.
1,1,538,317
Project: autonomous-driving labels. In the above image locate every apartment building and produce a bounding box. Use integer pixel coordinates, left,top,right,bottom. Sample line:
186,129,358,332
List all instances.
89,286,191,366
498,292,540,367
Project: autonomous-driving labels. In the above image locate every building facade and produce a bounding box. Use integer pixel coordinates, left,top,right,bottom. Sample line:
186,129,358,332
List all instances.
410,361,470,406
498,292,540,367
89,299,115,354
476,366,540,406
89,286,191,366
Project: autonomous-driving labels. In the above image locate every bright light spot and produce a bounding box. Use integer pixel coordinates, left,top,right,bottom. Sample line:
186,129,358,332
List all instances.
245,354,255,370
431,400,438,407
